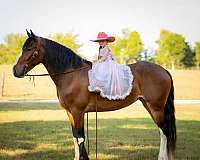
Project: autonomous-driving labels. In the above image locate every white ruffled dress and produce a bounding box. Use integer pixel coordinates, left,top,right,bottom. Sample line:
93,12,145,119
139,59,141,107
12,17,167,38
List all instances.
88,46,133,100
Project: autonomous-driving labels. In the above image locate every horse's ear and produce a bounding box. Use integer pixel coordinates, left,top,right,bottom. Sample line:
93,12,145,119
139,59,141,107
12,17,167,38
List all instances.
30,30,36,37
26,29,31,37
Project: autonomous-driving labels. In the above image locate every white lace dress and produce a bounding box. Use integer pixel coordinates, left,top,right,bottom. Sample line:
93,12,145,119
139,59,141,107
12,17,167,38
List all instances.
88,46,133,100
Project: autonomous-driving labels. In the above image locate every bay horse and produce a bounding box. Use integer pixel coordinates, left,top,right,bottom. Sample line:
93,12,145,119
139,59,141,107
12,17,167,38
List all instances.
13,30,176,160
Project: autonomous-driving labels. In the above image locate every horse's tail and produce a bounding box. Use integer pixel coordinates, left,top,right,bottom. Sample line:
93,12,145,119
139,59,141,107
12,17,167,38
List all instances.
162,70,176,156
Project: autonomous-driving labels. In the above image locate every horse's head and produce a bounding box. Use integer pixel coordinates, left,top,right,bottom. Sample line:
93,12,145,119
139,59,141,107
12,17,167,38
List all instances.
13,30,45,78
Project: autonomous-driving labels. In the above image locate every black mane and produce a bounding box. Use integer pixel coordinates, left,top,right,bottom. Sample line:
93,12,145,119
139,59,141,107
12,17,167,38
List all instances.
44,38,92,73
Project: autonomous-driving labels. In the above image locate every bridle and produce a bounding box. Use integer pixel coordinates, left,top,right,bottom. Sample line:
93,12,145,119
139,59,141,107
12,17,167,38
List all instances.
23,37,42,75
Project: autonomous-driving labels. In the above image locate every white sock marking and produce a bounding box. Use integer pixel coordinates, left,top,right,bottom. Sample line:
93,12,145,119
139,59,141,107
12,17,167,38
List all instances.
73,138,79,160
77,137,84,145
158,129,168,160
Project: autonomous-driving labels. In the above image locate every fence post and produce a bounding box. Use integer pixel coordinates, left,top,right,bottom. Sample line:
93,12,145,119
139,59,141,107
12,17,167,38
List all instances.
1,72,5,97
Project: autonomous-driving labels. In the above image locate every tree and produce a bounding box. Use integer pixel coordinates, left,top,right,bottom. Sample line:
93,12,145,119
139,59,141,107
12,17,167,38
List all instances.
124,31,144,63
155,50,169,68
4,34,27,53
156,29,186,69
0,34,27,64
0,44,11,64
194,42,200,69
48,33,81,52
111,29,144,64
111,37,127,63
181,42,195,68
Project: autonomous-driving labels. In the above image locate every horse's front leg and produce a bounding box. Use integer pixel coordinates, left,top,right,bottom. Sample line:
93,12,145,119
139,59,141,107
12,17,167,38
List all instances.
72,127,88,160
67,111,89,160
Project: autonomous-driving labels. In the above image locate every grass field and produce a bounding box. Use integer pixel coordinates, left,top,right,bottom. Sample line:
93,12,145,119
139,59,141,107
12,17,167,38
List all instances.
0,65,200,100
0,102,199,160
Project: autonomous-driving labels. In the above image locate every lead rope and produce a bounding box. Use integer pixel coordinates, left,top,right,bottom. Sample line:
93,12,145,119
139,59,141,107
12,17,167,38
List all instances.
95,93,98,160
86,112,89,155
86,94,98,159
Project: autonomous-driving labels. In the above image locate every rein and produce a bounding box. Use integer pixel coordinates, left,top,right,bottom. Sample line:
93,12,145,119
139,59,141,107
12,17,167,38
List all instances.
86,93,98,159
95,93,98,159
25,66,90,77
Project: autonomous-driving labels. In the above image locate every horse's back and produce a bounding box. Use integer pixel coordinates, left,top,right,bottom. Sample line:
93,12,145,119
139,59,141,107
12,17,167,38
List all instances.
129,61,171,83
129,61,171,105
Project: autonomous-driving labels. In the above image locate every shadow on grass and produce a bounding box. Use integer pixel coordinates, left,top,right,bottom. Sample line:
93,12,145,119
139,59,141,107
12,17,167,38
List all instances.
0,118,199,160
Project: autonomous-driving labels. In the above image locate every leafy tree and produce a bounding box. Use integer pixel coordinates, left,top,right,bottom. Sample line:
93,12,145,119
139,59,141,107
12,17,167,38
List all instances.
111,29,144,64
111,37,127,63
0,44,11,64
181,42,195,68
124,31,144,63
194,42,200,69
156,29,186,69
4,34,27,53
0,34,27,64
48,33,81,52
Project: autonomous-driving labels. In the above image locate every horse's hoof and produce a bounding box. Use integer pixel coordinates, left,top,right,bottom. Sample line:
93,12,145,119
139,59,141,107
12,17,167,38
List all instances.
158,155,168,160
80,157,89,160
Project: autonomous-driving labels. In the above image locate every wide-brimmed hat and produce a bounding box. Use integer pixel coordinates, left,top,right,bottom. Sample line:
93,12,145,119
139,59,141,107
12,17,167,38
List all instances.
91,32,115,42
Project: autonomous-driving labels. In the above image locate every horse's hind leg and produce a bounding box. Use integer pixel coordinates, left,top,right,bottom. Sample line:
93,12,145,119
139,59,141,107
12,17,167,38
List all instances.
140,98,167,160
140,96,176,160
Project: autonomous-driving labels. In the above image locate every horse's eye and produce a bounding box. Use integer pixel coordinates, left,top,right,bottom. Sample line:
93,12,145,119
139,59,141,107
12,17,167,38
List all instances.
27,48,32,51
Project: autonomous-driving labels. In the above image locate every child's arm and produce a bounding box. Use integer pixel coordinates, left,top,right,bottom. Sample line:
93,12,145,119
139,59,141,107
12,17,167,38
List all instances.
95,47,110,63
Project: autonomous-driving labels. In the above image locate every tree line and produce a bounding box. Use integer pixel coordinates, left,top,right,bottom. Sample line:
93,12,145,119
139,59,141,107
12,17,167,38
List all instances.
0,29,200,69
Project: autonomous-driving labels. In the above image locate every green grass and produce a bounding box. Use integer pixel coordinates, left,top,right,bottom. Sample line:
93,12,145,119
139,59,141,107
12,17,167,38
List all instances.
0,103,200,160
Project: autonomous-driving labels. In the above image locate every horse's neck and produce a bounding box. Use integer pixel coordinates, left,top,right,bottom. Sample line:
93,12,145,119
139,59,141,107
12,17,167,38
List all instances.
42,61,88,88
41,40,91,87
41,62,56,84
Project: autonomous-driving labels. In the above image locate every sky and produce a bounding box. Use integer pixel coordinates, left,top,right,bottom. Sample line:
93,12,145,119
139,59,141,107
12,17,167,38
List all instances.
0,0,200,60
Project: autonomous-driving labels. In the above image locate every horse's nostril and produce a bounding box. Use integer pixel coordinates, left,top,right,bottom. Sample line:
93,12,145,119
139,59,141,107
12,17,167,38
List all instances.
12,65,25,78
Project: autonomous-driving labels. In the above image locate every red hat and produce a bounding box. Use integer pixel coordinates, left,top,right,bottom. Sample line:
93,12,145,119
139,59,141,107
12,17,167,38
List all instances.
91,32,115,43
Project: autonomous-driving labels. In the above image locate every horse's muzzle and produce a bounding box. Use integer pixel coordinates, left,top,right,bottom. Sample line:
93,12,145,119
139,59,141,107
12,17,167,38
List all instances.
13,64,26,78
